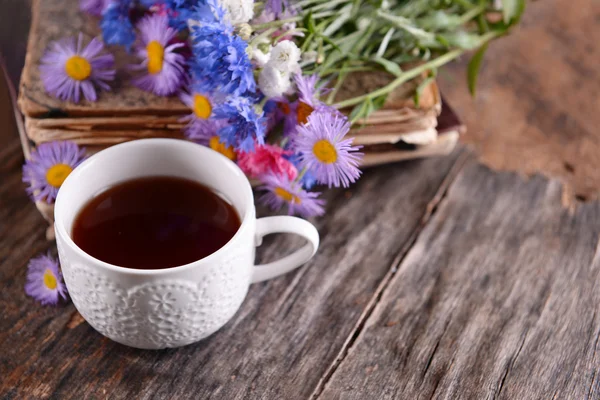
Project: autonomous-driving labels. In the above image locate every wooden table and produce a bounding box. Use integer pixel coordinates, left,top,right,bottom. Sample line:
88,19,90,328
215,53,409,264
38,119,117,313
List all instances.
2,1,600,398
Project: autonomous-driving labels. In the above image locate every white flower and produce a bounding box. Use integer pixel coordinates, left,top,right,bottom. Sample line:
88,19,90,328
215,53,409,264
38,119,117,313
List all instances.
267,40,301,74
251,40,272,67
219,0,254,24
259,65,291,98
253,47,272,67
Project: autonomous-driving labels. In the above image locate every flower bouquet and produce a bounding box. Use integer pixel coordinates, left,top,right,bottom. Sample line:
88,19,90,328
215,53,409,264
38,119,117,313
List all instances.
18,0,525,222
16,0,525,305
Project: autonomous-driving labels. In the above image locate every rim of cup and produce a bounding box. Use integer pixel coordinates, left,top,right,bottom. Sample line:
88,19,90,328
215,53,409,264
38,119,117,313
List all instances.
54,138,255,276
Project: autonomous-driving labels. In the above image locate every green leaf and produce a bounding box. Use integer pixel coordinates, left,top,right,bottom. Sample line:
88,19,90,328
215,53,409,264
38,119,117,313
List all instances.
303,11,317,33
439,31,481,50
419,11,463,31
319,34,341,53
502,0,526,25
371,94,388,111
364,98,374,117
300,32,315,52
349,97,377,125
372,57,403,77
467,43,488,96
414,73,436,107
349,100,368,123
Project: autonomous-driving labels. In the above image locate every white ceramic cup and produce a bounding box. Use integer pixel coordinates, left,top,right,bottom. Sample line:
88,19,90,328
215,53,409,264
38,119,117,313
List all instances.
54,138,319,349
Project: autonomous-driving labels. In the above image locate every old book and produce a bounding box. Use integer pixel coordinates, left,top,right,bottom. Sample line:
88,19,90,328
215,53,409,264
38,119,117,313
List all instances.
18,0,440,127
361,98,466,167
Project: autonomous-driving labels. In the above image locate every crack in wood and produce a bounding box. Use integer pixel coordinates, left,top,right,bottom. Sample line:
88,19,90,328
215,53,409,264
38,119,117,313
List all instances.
423,339,440,378
586,312,600,400
421,307,454,382
587,371,596,400
428,375,442,400
495,328,530,399
310,151,473,400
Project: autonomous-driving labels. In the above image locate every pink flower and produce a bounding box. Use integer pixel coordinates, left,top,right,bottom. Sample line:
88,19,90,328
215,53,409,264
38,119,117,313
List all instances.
238,144,298,180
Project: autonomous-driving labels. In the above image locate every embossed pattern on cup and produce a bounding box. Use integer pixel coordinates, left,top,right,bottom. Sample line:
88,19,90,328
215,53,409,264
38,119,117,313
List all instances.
54,139,319,349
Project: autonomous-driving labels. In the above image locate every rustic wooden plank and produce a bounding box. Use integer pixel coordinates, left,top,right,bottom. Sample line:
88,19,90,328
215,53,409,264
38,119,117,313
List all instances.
0,0,31,85
318,161,600,400
0,79,466,400
438,0,600,202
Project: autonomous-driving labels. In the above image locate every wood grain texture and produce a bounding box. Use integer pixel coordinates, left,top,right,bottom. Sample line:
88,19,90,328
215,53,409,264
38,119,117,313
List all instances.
0,0,31,85
438,0,600,201
1,47,467,396
318,161,600,399
4,0,600,398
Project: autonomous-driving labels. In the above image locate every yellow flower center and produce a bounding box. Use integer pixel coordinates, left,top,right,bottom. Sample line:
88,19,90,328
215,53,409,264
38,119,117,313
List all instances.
43,269,58,290
209,136,237,161
45,164,73,188
274,187,301,204
297,101,314,125
312,140,337,164
65,56,92,81
193,94,212,119
147,41,165,74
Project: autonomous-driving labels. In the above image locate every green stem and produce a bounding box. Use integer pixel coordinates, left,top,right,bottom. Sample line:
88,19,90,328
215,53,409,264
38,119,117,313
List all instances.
309,0,352,12
295,167,308,183
333,31,500,109
250,27,277,47
334,51,460,108
295,0,330,8
457,3,487,25
252,17,301,31
271,28,308,43
251,10,336,30
321,65,377,75
326,71,347,104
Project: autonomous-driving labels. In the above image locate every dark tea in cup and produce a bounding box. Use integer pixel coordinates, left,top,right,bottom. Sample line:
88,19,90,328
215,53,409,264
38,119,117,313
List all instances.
72,176,241,270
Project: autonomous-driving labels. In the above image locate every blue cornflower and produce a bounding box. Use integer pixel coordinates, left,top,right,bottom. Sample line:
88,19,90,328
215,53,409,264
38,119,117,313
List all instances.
222,35,255,95
214,98,266,153
285,153,318,190
190,23,255,97
191,0,225,25
101,0,136,50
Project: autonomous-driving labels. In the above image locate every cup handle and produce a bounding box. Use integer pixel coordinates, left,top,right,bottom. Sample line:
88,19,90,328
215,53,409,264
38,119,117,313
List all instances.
252,216,320,283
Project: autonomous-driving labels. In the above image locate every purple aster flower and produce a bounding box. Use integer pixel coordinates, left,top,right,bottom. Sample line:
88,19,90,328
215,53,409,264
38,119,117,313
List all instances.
296,73,320,106
180,87,222,137
265,0,296,19
39,34,115,103
25,254,68,306
293,111,363,188
179,87,236,160
23,141,87,204
131,14,187,96
80,0,109,16
294,74,341,125
259,173,325,217
101,0,136,50
214,98,266,153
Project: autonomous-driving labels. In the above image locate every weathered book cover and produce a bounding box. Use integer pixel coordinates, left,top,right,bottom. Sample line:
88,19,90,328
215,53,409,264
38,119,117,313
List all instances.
18,0,440,120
